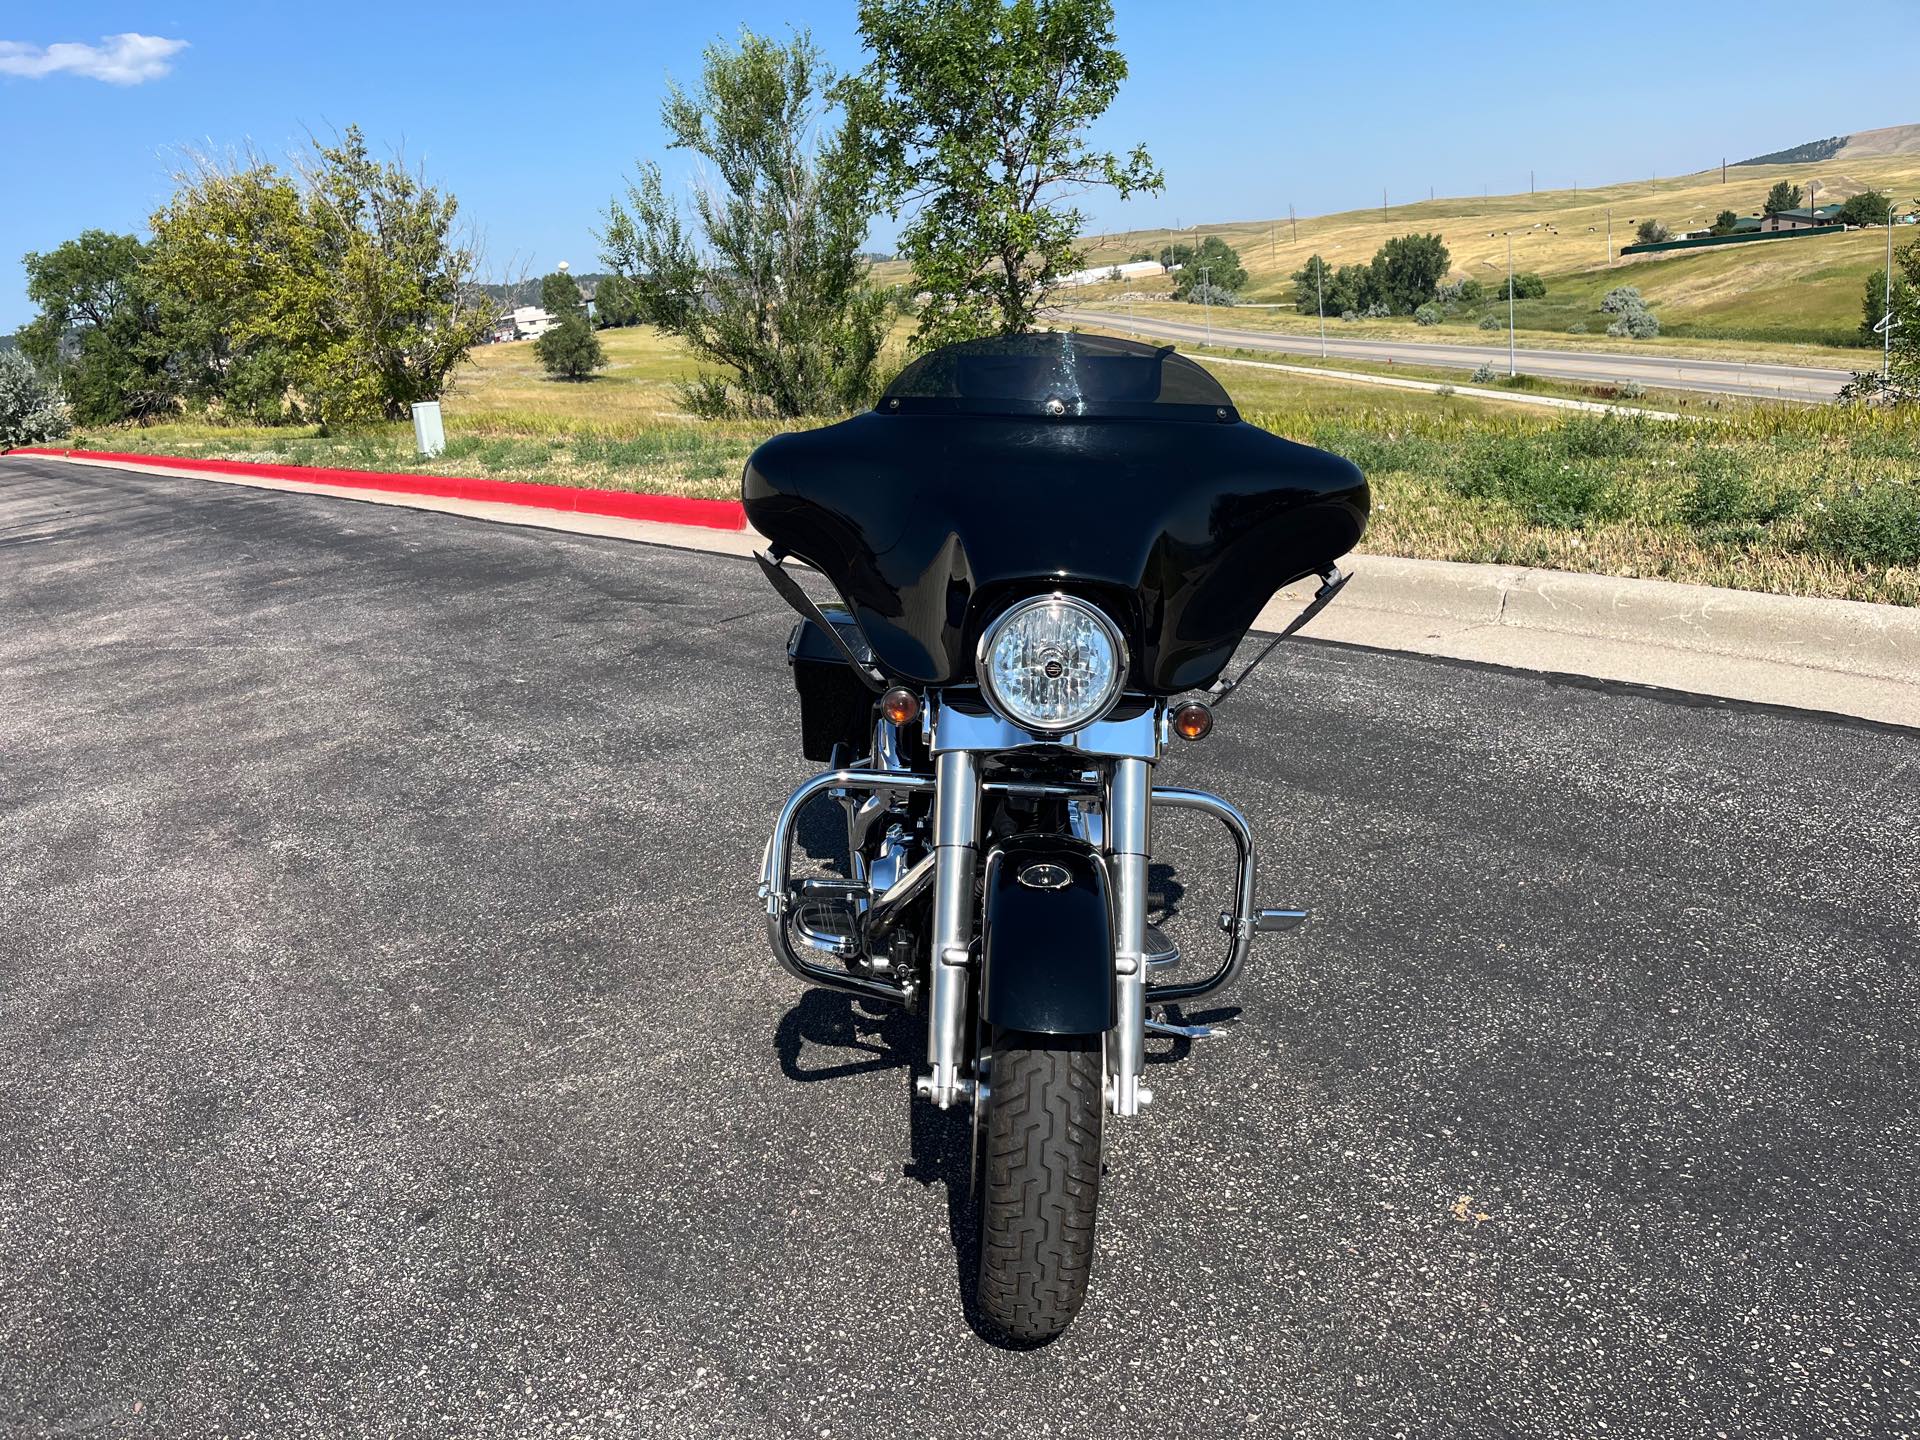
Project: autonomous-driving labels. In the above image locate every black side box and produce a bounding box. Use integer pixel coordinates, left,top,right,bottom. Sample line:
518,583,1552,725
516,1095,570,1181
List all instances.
788,609,873,763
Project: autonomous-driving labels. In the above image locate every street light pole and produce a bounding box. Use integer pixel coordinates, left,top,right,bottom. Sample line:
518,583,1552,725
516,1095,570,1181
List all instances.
1317,265,1326,359
1507,231,1516,377
1889,198,1898,377
1201,263,1212,344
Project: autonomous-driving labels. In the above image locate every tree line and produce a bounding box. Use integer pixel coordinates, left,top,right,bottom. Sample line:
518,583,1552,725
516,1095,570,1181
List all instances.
18,128,489,428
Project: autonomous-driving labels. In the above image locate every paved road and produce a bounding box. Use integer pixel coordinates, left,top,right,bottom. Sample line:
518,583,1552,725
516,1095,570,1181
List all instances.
3,457,1916,1439
1058,308,1855,402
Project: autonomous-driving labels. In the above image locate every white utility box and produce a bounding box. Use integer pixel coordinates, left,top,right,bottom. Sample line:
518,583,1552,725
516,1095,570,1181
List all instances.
411,400,446,458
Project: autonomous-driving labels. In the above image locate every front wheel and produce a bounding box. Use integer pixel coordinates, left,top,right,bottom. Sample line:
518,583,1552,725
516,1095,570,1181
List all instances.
973,1029,1103,1341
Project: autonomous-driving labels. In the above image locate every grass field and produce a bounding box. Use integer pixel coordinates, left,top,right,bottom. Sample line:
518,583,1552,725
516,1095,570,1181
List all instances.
1054,155,1920,355
53,322,1920,607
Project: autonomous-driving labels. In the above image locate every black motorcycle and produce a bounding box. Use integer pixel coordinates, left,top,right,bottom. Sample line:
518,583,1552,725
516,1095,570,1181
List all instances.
747,331,1368,1340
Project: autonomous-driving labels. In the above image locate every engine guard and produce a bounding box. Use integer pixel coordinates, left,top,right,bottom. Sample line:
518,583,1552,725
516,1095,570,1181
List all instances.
979,835,1117,1037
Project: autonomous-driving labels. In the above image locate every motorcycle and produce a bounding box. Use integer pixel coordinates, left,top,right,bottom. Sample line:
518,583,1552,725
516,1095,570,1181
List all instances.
746,331,1368,1341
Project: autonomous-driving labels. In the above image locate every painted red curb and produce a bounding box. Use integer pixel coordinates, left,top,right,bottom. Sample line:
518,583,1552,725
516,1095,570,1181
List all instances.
6,446,749,532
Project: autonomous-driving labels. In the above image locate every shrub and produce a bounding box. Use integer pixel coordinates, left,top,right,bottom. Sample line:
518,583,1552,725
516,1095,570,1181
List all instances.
1837,369,1920,406
1478,314,1502,330
1497,272,1547,300
1607,309,1660,339
1806,481,1920,567
0,350,71,447
1450,432,1622,527
1435,384,1455,397
1471,363,1497,383
1618,381,1645,400
1413,303,1442,326
1361,301,1390,318
1567,321,1589,334
1184,281,1239,307
1635,218,1671,245
1601,285,1644,313
1678,466,1803,530
1339,309,1358,323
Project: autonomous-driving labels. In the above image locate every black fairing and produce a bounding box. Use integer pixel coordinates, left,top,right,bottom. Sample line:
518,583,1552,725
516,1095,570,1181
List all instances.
980,836,1116,1036
742,333,1369,693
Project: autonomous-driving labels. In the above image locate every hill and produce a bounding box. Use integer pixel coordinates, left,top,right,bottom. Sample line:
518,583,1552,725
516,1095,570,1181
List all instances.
1071,146,1920,350
1738,124,1920,166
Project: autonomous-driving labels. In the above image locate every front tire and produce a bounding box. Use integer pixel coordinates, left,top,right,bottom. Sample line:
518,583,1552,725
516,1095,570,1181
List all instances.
973,1029,1103,1341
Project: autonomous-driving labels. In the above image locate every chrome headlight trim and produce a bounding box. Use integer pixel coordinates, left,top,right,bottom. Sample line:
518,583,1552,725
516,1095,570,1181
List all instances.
975,593,1130,734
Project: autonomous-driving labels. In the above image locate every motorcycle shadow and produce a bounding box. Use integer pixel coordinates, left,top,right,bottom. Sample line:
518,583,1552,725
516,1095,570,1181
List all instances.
773,989,1042,1348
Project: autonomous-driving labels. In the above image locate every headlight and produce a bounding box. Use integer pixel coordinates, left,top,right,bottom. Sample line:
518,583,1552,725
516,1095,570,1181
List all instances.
978,595,1128,732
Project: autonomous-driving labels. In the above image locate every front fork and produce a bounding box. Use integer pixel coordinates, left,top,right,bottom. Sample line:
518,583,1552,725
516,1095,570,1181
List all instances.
915,751,1155,1117
917,750,982,1110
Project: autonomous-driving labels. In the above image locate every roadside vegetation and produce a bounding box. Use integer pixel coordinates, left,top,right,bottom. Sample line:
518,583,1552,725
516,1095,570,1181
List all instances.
56,324,1920,608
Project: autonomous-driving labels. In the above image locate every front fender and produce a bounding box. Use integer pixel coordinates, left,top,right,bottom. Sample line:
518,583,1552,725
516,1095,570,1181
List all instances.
980,835,1115,1036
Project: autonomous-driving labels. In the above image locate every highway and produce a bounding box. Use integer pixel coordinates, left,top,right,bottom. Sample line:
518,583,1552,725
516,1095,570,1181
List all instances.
2,458,1914,1438
1058,307,1856,402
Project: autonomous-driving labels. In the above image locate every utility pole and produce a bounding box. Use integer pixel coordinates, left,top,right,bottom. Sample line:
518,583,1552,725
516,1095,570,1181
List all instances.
1290,203,1297,243
1382,187,1388,221
1530,169,1534,195
1606,208,1613,267
1721,156,1727,184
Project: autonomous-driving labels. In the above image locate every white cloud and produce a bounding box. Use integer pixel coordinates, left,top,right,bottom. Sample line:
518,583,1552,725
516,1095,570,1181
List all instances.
0,33,188,85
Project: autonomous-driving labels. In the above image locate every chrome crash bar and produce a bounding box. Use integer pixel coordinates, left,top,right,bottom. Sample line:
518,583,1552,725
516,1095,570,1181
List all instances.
760,767,934,1005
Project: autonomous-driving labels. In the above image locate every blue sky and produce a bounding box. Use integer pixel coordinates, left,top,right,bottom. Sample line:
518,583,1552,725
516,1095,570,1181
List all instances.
4,0,1917,330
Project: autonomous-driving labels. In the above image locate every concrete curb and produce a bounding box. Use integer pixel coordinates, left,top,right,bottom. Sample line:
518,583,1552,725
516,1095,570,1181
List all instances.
9,449,1915,727
1261,557,1919,685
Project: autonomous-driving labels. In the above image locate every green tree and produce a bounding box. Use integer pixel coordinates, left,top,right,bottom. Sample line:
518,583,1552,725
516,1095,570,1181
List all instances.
1837,190,1893,228
855,0,1162,346
301,127,495,420
145,160,309,420
1171,236,1246,300
1327,263,1381,315
600,29,893,418
1498,272,1548,300
146,133,491,424
1369,232,1450,313
591,273,638,328
1762,181,1803,216
1711,209,1740,235
18,230,177,424
1635,218,1671,244
541,270,584,316
536,312,606,379
1291,254,1333,315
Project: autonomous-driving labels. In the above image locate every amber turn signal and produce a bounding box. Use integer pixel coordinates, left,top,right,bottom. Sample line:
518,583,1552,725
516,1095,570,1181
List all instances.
881,687,921,726
1171,701,1214,742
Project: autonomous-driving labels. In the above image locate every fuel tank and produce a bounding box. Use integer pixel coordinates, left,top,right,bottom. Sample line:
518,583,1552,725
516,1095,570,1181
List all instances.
742,332,1368,693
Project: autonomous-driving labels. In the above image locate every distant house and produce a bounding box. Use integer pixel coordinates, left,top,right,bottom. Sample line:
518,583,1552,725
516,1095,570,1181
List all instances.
1761,204,1844,233
491,306,561,342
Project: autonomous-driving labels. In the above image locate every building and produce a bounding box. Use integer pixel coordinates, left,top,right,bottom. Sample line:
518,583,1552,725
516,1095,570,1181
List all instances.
1761,204,1844,233
1056,260,1168,289
490,306,561,342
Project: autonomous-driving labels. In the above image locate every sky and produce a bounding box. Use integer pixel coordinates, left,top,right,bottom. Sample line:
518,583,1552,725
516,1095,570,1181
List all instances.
4,0,1919,330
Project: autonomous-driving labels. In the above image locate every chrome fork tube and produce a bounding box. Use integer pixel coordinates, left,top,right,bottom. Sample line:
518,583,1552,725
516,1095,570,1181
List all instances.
918,749,982,1110
1108,756,1153,1117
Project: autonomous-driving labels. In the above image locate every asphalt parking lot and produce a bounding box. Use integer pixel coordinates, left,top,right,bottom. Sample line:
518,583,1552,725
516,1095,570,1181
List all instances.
2,457,1916,1439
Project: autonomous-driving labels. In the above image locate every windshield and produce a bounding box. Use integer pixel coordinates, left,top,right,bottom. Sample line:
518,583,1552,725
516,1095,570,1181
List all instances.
880,332,1236,421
